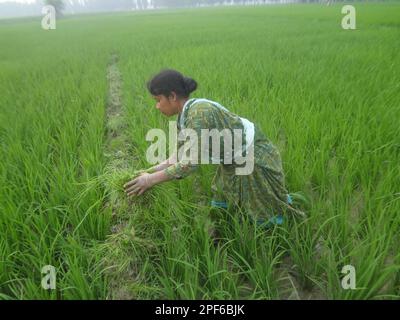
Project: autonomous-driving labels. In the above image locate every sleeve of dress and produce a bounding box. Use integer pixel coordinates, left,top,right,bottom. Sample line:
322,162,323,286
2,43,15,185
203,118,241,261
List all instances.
164,103,215,179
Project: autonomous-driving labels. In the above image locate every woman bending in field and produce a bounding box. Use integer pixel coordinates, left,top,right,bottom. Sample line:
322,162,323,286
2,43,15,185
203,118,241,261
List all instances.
124,69,304,228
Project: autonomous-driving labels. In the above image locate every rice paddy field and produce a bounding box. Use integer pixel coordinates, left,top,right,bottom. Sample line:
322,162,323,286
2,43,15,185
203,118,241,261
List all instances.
0,2,399,300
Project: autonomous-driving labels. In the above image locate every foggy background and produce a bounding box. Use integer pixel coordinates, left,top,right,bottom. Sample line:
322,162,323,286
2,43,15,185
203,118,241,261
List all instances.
0,0,376,19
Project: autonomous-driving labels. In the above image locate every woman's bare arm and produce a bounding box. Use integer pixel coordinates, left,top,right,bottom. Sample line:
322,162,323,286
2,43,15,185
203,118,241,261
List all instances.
149,152,177,172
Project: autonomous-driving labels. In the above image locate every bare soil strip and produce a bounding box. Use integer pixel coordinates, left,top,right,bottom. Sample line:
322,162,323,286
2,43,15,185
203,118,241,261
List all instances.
101,53,140,299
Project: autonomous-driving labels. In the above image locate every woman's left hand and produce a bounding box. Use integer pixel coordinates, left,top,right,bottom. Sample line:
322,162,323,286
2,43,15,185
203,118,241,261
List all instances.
124,173,155,196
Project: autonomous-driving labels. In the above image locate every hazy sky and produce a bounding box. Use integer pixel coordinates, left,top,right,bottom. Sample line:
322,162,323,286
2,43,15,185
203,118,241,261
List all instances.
0,0,37,3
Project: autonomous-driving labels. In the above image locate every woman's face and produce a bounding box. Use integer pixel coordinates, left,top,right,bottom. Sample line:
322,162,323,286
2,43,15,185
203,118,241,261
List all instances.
153,93,179,117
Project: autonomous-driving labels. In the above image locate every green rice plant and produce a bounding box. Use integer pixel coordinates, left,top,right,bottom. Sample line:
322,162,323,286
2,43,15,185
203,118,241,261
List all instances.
1,2,399,299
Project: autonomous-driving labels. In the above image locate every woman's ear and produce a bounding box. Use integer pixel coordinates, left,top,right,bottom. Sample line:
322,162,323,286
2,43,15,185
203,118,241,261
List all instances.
170,91,177,102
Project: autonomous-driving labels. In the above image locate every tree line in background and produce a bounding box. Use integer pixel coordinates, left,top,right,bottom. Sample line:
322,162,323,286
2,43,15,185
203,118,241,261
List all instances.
0,0,388,19
58,0,378,11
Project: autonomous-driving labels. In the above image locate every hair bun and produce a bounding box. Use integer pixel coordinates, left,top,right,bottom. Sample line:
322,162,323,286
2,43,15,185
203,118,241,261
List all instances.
184,77,198,94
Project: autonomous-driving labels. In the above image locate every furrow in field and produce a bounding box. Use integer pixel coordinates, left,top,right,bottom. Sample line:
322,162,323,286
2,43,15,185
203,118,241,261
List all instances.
101,53,140,300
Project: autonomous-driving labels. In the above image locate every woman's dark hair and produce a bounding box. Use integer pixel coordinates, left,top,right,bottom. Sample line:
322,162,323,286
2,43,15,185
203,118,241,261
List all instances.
146,69,198,98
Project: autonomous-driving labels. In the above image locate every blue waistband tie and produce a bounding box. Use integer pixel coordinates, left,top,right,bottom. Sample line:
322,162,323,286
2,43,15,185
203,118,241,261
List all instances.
211,194,292,229
210,200,228,209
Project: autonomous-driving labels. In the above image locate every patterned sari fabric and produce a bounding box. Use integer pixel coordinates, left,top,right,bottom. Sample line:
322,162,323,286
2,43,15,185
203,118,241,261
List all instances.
164,98,305,224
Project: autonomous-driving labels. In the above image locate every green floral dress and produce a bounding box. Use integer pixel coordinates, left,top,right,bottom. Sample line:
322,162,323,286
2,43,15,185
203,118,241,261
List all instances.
164,98,304,225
